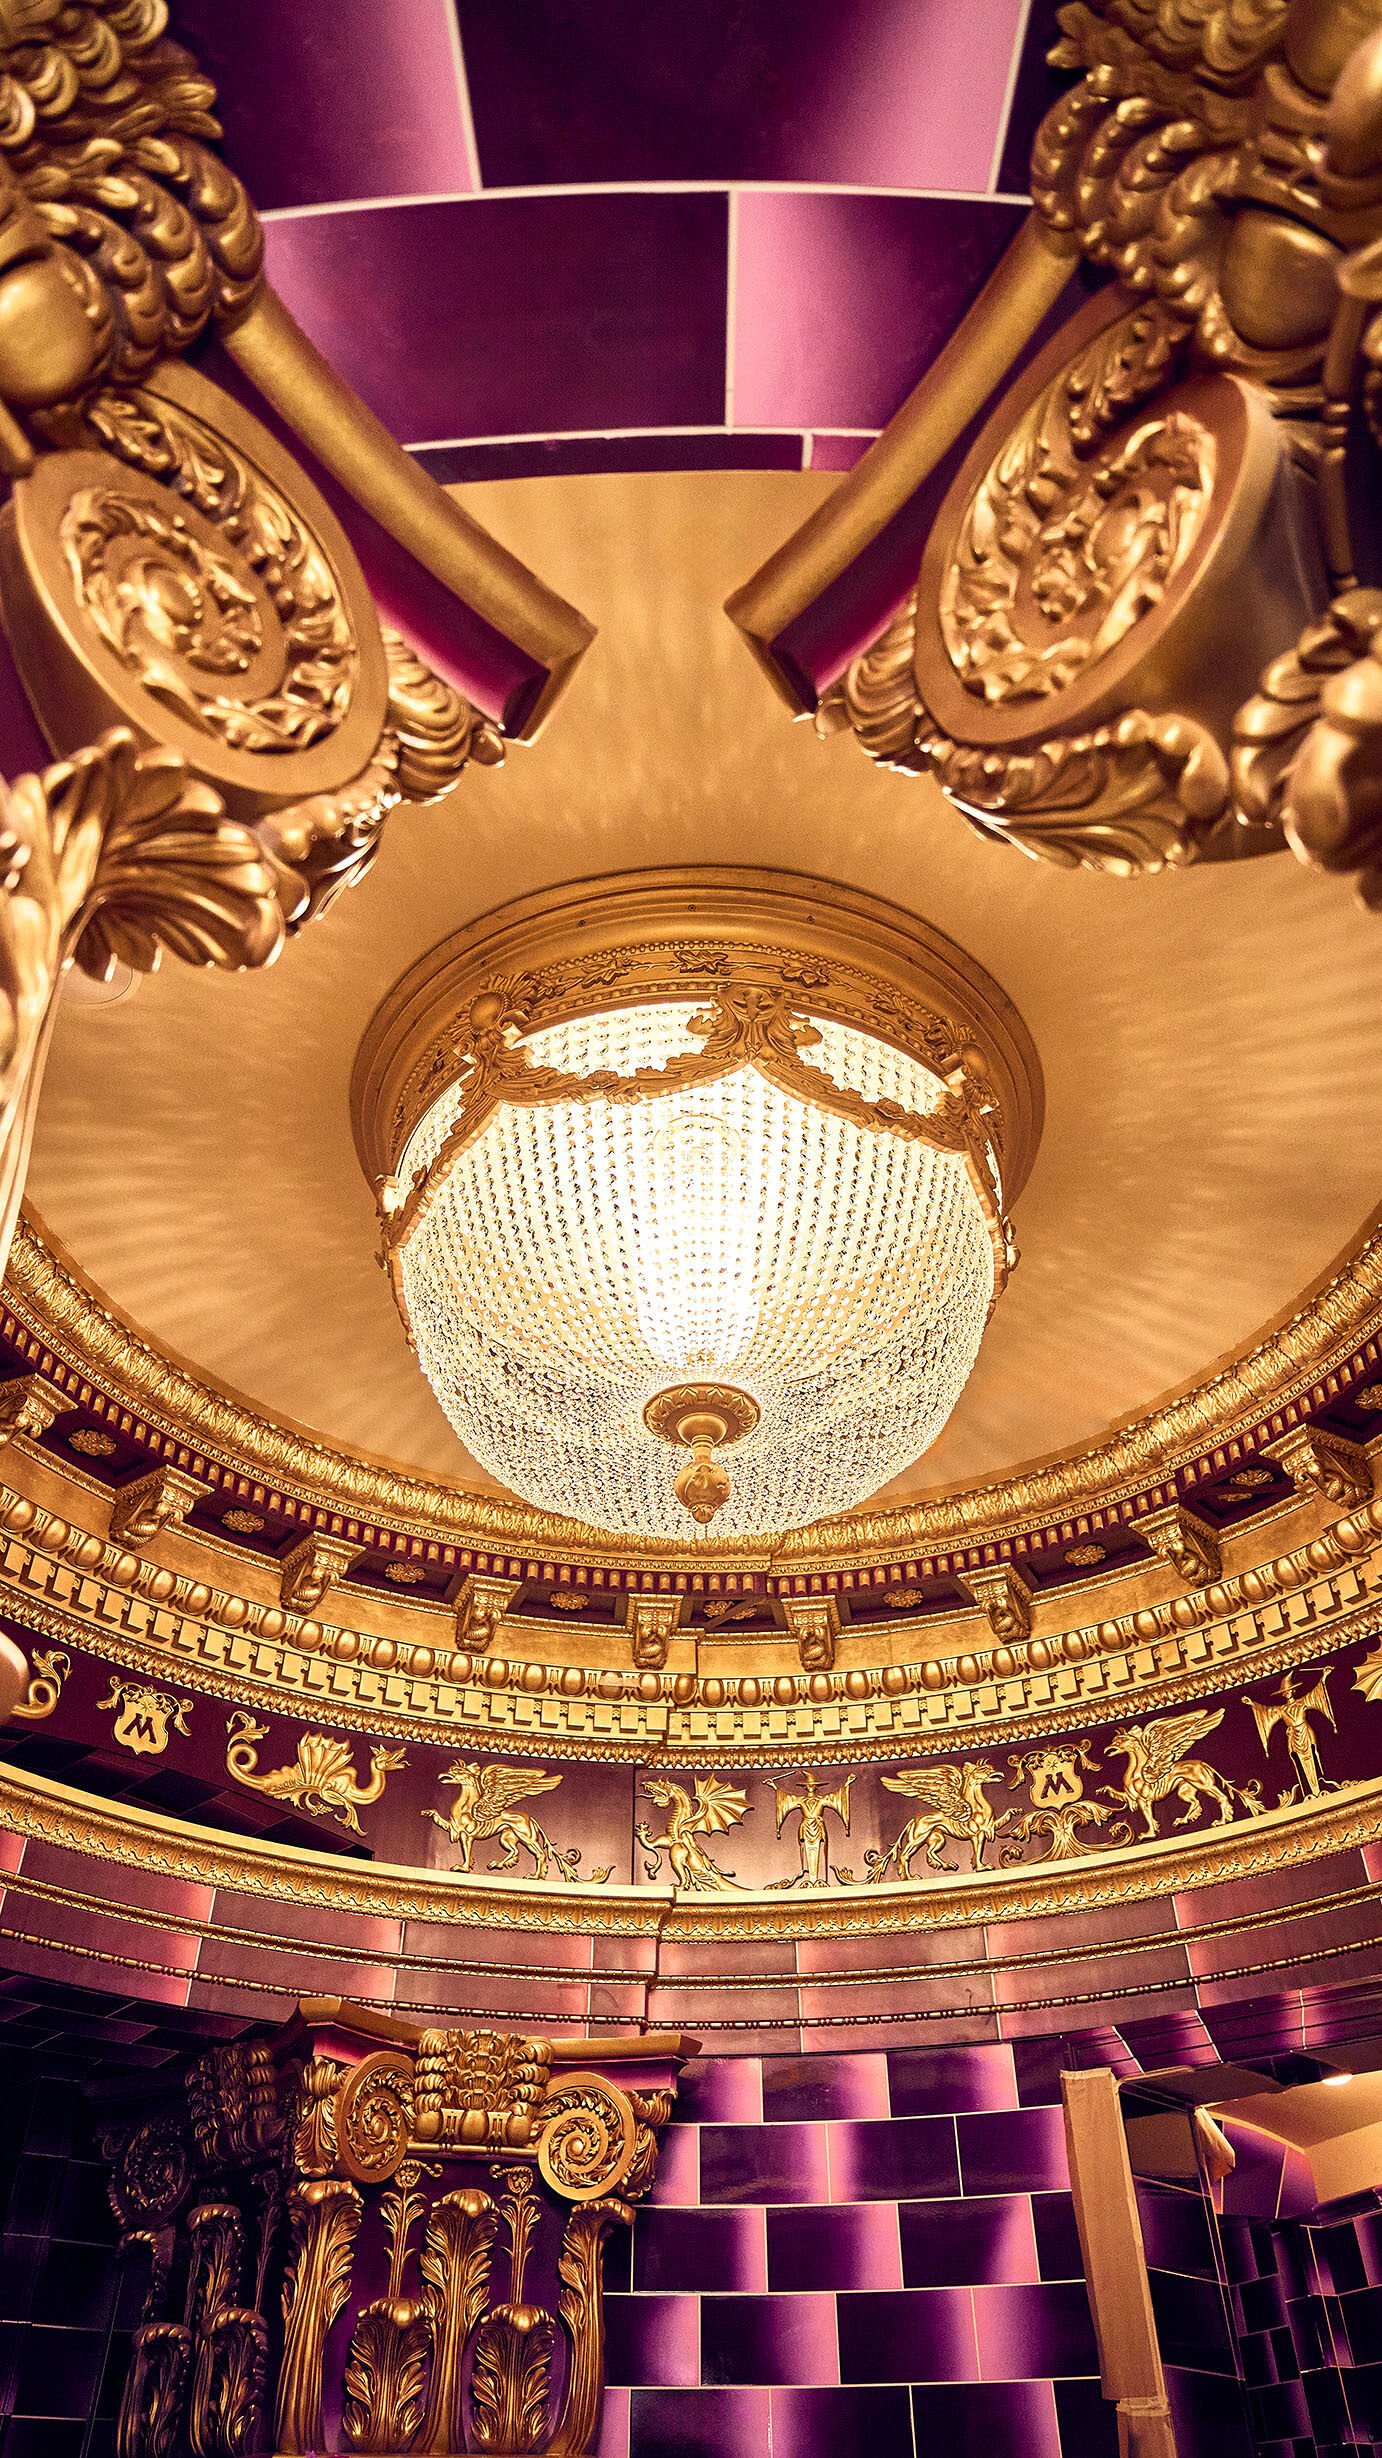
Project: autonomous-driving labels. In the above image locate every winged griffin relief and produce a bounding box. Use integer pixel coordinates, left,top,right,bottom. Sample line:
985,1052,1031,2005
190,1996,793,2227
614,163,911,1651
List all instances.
866,1760,1011,1878
225,1713,405,1834
1099,1707,1243,1839
423,1761,611,1884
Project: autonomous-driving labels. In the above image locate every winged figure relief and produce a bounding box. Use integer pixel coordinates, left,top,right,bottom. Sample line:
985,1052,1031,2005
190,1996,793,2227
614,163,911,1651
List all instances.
637,1776,750,1891
866,1760,1010,1880
225,1713,405,1833
1250,1669,1336,1803
424,1760,609,1882
1100,1708,1240,1841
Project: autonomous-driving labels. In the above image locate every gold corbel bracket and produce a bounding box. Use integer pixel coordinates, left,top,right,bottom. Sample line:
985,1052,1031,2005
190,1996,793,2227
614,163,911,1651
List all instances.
623,1591,685,1672
0,1373,73,1446
960,1561,1033,1643
108,1465,211,1550
1139,1502,1222,1589
279,1533,361,1615
1263,1424,1374,1510
781,1593,841,1673
450,1572,523,1649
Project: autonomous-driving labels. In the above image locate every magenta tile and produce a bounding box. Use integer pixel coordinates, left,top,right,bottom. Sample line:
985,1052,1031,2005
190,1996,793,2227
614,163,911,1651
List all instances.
673,2057,763,2124
195,1935,399,2006
800,2007,1000,2054
391,1964,587,2023
771,2385,915,2458
806,434,873,472
4,1895,199,1977
998,1985,1202,2040
1033,2194,1084,2283
985,1897,1180,1963
957,2108,1068,2196
733,191,1025,433
888,2044,1018,2116
0,1827,27,1875
702,2292,838,2387
173,0,474,208
1187,1900,1382,1980
900,2196,1039,2288
458,0,1025,187
762,2054,889,2122
837,2286,979,2385
767,2202,902,2295
1173,1849,1370,1930
915,2377,1062,2457
700,2122,829,2206
266,193,729,447
633,2206,766,2294
0,1929,191,2008
597,2384,630,2458
207,1888,403,1955
399,1918,594,1971
628,2385,771,2457
605,2294,699,2389
992,1944,1192,2011
829,2115,960,2203
797,1926,987,1978
654,2123,700,2207
186,1976,293,2021
972,2281,1099,2380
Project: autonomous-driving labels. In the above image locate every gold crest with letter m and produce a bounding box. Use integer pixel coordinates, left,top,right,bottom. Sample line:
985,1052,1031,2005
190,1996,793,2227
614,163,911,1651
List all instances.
96,1677,193,1759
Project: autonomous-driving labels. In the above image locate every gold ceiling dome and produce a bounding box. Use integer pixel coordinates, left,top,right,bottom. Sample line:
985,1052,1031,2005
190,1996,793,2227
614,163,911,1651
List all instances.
354,870,1042,1540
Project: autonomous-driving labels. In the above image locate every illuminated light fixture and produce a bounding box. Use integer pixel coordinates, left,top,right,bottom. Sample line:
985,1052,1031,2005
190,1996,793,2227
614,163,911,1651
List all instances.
355,875,1042,1542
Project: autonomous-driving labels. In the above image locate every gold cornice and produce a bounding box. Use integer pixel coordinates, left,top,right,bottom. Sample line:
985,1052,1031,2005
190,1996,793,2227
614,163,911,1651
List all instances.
2,1763,1380,1948
8,1203,1382,1574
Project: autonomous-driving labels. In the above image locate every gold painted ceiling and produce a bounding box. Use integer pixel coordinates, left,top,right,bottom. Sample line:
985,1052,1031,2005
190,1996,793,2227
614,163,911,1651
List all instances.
25,465,1382,1518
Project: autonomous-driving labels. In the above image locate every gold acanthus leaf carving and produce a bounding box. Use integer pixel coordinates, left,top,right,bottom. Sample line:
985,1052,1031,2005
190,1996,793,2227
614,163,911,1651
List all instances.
1233,588,1382,906
11,1642,68,1718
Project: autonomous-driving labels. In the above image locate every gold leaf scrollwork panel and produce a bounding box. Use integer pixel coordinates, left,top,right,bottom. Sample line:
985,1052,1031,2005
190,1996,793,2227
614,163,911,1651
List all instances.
275,2178,362,2458
537,2075,638,2204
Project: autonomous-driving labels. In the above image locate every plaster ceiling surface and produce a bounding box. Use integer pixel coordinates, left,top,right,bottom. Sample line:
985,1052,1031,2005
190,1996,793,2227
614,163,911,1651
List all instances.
25,465,1382,1514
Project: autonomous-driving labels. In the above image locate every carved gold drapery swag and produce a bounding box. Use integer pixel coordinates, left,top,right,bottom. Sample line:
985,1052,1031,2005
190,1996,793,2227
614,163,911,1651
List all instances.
100,2003,686,2458
762,2,1382,909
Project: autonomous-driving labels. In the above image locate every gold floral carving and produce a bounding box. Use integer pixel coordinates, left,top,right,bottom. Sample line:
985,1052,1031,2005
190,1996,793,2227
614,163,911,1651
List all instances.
335,2052,417,2186
11,1641,68,1717
225,1712,405,1834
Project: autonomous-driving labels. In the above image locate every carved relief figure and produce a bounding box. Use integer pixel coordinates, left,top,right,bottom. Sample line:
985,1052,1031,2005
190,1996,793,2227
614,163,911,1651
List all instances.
225,1713,405,1834
11,1645,68,1719
765,1770,855,1887
637,1775,749,1891
866,1760,1010,1879
1004,1742,1123,1861
1100,1708,1240,1840
423,1762,610,1883
1250,1668,1336,1804
97,1676,192,1758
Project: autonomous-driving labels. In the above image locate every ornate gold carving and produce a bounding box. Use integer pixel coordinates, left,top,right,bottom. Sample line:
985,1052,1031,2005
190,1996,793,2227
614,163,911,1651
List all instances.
109,2112,191,2230
342,2159,434,2455
637,1775,750,1889
11,1641,68,1717
275,2178,362,2458
454,1573,522,1647
961,1561,1034,1641
416,2187,498,2456
186,2041,280,2171
116,2323,190,2458
1004,1743,1123,1860
1264,1423,1373,1507
536,2075,637,2204
868,1761,1011,1877
335,2051,416,2186
624,1592,683,1671
425,1761,608,1883
551,2198,629,2456
225,1712,405,1833
383,626,504,803
1100,1707,1241,1838
96,1673,191,1757
1250,1667,1336,1801
109,1465,210,1549
1139,1501,1222,1585
766,1770,855,1887
278,1532,360,1613
414,2030,552,2151
781,1593,840,1672
291,2056,345,2181
0,1372,72,1443
470,2298,554,2453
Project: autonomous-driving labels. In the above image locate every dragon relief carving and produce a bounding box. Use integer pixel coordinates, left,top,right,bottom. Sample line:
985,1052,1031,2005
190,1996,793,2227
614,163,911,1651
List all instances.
424,1761,611,1884
225,1712,405,1834
637,1773,751,1890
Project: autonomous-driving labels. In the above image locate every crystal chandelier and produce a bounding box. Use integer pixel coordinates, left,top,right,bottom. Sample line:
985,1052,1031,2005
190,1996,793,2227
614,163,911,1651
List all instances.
376,973,1015,1540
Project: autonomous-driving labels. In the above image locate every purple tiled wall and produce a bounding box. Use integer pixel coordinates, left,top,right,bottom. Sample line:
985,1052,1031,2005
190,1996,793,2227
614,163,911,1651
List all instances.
596,2042,1110,2458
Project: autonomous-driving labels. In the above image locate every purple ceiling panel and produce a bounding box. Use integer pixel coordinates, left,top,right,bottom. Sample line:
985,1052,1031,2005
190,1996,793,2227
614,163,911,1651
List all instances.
264,193,730,445
169,0,475,211
732,191,1026,435
995,0,1075,200
455,0,1027,189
